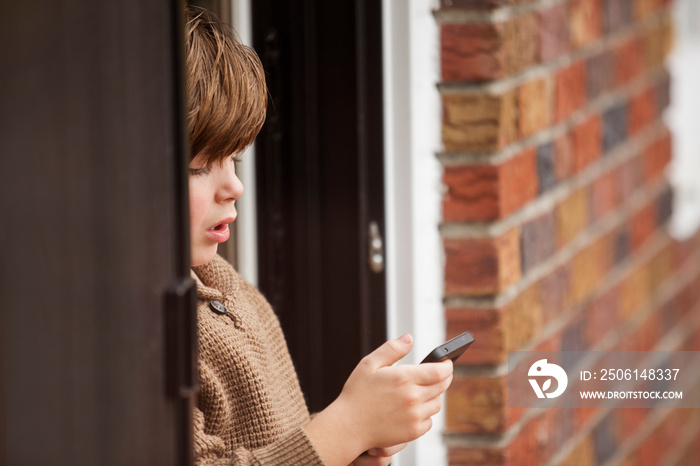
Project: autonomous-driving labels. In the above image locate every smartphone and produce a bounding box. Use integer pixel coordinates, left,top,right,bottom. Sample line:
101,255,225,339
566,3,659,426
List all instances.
421,331,474,364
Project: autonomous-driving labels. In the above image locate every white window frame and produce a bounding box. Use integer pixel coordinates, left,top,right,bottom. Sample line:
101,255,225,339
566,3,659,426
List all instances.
668,0,700,240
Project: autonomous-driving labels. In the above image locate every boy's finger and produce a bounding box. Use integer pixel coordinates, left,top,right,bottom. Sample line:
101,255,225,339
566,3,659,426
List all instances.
410,360,453,385
419,373,453,401
365,334,413,368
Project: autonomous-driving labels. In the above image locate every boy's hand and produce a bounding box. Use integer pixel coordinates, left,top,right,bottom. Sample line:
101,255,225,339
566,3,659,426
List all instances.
304,334,453,466
333,334,453,451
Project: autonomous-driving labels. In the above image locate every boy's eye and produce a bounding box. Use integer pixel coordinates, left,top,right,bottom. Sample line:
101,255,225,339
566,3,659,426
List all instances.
189,167,210,176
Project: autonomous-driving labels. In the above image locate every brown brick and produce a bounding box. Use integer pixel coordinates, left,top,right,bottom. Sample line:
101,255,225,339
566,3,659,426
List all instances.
615,37,644,85
644,18,673,70
618,155,643,200
442,90,517,151
540,265,571,321
572,114,603,172
538,3,570,62
559,436,596,466
556,188,589,247
503,283,543,351
444,228,521,296
448,447,505,466
570,236,609,305
555,61,587,121
603,0,633,32
587,49,616,99
518,77,553,138
504,13,539,75
554,131,575,181
618,261,652,320
570,0,603,49
521,210,557,273
441,23,504,82
446,374,507,433
633,0,663,22
590,170,620,221
629,88,657,135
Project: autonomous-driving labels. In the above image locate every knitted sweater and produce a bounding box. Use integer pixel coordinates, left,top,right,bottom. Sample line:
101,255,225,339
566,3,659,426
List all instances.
192,255,325,465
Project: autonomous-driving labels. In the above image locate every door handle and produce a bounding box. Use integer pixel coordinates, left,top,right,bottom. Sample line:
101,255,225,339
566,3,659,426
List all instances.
368,221,384,273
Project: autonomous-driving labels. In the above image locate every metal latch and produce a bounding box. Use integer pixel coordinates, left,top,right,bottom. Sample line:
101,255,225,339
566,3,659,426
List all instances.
368,221,385,273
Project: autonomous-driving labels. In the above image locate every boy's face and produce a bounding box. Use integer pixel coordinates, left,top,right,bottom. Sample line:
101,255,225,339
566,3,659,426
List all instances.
189,154,243,266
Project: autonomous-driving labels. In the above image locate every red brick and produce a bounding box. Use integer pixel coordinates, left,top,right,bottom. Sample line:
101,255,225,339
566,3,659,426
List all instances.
572,114,603,172
446,307,504,364
503,414,548,465
556,188,589,247
628,88,657,135
583,286,621,346
500,148,539,216
444,228,521,296
518,77,553,138
615,37,644,85
643,131,672,182
590,170,620,220
538,3,570,62
570,0,603,49
441,14,538,82
442,90,517,151
441,23,504,82
629,202,657,251
442,149,538,221
618,407,651,441
443,164,499,221
555,61,587,121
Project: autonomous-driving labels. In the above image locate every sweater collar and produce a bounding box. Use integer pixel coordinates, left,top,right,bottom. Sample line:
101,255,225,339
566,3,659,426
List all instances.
191,254,240,302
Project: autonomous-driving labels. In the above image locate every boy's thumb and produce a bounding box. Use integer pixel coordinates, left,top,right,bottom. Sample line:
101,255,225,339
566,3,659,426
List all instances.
367,333,413,368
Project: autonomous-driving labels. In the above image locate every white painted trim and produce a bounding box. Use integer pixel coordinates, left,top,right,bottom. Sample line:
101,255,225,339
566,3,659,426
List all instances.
383,0,446,464
230,0,258,286
667,0,700,241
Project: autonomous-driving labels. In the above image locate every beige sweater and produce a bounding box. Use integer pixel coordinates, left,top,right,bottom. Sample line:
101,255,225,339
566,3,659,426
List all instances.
192,255,325,465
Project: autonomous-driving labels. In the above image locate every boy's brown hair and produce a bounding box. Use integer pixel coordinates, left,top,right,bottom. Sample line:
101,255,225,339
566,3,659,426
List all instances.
184,6,267,165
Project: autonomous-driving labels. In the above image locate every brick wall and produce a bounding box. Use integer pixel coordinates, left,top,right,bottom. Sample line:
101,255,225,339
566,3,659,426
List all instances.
436,0,700,464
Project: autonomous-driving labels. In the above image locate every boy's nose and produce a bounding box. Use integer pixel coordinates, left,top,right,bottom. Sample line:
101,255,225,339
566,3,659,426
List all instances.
216,164,244,202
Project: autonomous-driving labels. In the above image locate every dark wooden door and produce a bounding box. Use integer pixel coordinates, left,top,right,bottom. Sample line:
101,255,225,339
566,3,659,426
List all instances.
0,2,193,465
252,0,387,412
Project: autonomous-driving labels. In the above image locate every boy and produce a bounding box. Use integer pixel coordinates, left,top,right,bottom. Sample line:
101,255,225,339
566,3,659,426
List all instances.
185,7,453,465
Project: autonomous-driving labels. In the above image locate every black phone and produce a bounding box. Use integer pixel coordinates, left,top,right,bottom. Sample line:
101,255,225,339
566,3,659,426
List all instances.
421,331,474,364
